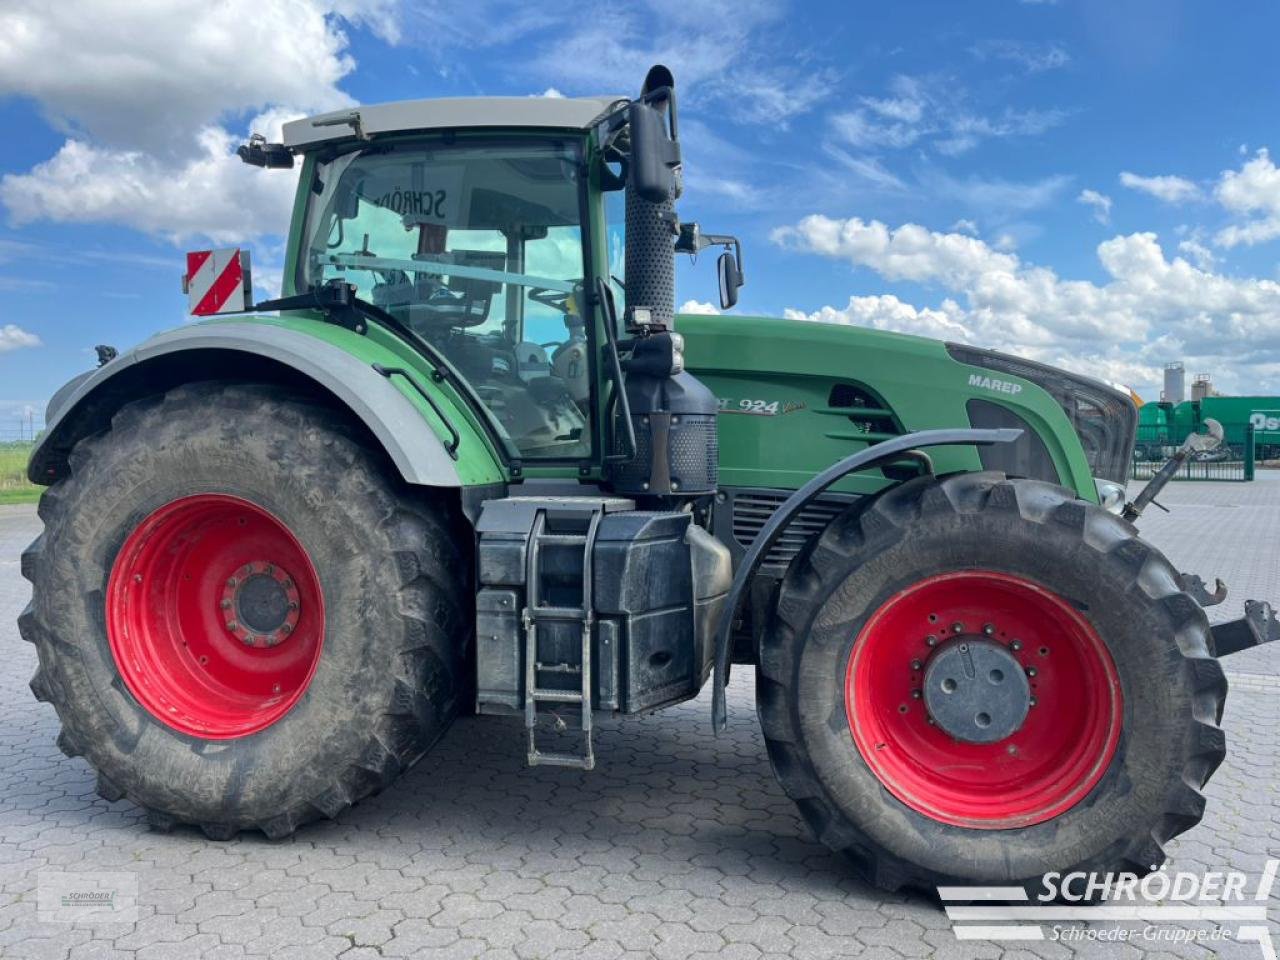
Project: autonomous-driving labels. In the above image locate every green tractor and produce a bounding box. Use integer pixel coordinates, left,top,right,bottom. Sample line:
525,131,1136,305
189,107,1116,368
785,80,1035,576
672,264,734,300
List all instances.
19,66,1274,893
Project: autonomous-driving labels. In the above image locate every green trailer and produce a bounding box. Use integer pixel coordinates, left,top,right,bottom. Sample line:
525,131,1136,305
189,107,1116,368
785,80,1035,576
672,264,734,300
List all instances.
18,66,1276,896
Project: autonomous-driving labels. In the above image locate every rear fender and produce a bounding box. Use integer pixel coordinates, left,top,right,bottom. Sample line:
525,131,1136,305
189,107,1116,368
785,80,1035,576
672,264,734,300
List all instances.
29,322,498,489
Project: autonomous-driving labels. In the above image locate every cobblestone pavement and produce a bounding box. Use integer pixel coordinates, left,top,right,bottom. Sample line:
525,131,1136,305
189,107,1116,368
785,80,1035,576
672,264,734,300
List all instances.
1,479,1277,960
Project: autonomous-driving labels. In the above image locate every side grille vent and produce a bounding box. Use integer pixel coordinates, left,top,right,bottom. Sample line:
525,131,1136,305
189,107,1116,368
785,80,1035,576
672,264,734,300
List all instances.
826,383,904,443
730,491,854,572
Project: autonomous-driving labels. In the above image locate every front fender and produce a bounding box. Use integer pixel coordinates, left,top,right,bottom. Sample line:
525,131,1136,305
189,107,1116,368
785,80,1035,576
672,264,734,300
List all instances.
30,321,501,488
710,427,1022,733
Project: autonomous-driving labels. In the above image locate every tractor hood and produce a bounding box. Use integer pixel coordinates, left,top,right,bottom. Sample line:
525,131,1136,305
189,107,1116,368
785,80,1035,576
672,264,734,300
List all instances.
675,313,1106,500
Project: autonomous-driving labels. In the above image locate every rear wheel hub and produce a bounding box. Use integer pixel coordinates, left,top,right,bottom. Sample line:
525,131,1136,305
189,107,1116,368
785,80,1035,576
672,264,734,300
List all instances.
106,494,325,739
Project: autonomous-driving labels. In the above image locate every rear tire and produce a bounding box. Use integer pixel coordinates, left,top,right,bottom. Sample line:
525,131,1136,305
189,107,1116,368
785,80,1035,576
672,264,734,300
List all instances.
19,382,470,838
758,472,1227,893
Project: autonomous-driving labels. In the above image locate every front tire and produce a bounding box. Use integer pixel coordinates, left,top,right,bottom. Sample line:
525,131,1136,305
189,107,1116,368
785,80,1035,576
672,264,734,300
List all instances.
19,383,470,838
758,472,1227,893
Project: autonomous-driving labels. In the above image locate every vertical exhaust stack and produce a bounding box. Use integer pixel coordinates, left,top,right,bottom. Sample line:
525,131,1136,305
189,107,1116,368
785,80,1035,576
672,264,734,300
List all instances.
623,65,679,331
610,66,719,502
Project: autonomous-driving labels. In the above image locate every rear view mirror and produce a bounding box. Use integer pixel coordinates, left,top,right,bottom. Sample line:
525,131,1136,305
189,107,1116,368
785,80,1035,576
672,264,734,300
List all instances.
628,66,681,203
717,251,743,310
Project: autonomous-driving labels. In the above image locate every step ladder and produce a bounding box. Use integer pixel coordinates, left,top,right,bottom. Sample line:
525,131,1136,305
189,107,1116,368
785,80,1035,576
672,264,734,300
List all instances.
521,507,603,770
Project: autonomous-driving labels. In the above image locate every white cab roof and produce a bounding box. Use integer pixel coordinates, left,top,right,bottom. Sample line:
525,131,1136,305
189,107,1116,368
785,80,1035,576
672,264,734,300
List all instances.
282,95,625,149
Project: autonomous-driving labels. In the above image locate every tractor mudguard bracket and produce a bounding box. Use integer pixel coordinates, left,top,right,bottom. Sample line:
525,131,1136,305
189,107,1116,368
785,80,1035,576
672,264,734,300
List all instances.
1211,600,1280,657
710,427,1023,733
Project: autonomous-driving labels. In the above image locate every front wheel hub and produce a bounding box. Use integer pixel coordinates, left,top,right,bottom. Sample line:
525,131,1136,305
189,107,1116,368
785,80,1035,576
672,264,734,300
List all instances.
922,639,1030,743
845,570,1122,829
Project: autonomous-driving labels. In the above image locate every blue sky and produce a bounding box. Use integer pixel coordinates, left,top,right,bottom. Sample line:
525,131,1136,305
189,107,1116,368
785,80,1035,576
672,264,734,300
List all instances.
2,0,1280,433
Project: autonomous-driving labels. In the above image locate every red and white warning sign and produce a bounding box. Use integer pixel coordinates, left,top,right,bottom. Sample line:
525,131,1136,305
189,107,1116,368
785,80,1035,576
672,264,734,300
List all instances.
184,248,252,316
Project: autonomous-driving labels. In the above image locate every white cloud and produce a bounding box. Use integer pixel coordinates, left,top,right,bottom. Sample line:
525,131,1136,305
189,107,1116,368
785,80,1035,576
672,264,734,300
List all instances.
831,74,1067,158
1214,148,1280,248
969,40,1071,74
822,146,908,191
774,214,1280,391
922,170,1072,216
0,114,301,245
0,0,382,153
679,299,721,315
1177,237,1216,270
1077,188,1112,224
535,87,566,98
511,1,832,126
0,324,41,353
0,1,390,244
783,294,970,342
951,219,979,235
1119,171,1201,204
772,215,1019,288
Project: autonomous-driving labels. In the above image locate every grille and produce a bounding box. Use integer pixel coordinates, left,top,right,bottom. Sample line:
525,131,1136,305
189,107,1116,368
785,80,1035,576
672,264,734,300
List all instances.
730,491,854,572
611,414,718,495
669,416,718,492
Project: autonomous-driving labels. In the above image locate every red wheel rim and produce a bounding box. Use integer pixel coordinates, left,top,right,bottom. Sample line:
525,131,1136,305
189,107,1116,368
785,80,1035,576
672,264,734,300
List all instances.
106,494,325,739
845,571,1122,829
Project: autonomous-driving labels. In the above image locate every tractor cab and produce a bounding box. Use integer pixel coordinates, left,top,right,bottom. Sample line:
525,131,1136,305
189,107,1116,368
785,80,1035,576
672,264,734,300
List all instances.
263,68,743,473
296,136,595,459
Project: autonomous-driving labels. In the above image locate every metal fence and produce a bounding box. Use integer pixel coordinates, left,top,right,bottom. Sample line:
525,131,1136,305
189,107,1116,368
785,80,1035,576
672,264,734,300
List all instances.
1131,424,1256,482
0,421,45,444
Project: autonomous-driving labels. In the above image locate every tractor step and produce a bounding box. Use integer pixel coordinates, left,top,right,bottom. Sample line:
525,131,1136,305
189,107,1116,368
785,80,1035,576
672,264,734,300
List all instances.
473,494,732,768
522,506,604,770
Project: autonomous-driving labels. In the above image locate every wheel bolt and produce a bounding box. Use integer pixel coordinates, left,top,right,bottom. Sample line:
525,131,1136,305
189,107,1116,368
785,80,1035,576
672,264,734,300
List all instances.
982,623,995,636
911,659,922,671
1010,639,1023,651
220,599,231,610
1026,667,1038,678
280,624,292,635
272,683,281,694
227,577,238,588
241,634,253,645
226,621,238,632
133,574,142,584
288,601,298,611
925,635,938,647
951,622,964,634
1029,696,1038,707
912,689,922,700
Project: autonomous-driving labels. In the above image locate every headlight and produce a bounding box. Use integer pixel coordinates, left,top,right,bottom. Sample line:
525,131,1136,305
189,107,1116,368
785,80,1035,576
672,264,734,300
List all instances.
948,345,1137,484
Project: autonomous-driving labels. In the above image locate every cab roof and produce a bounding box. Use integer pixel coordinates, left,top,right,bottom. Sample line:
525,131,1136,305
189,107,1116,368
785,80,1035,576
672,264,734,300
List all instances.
282,95,625,150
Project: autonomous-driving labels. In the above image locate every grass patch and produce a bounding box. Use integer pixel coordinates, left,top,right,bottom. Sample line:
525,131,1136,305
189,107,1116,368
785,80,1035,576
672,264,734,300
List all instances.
0,442,41,505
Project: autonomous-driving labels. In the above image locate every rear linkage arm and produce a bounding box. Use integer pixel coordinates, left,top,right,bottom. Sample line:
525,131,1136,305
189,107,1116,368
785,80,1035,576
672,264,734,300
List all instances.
711,427,1023,733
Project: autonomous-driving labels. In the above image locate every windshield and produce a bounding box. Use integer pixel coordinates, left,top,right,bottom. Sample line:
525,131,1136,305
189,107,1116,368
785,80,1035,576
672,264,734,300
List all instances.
300,139,593,460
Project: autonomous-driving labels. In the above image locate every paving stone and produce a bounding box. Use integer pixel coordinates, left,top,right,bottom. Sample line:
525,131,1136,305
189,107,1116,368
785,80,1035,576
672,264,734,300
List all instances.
0,483,1277,960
